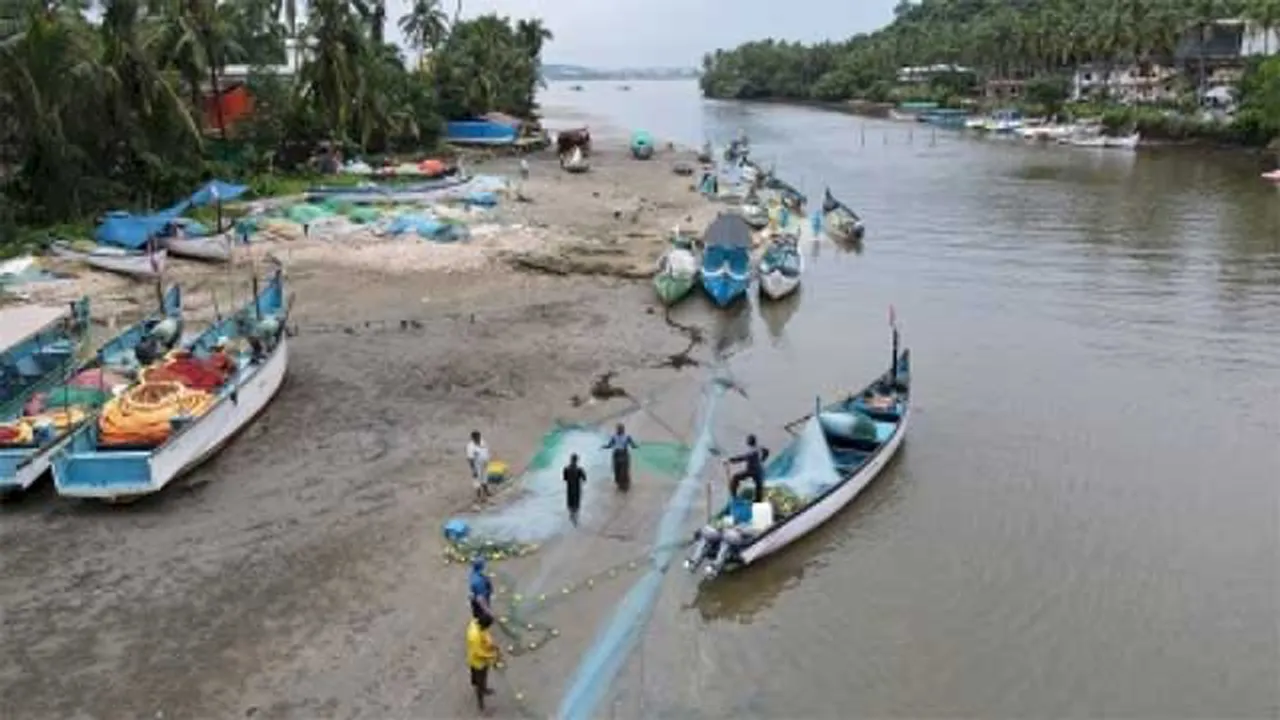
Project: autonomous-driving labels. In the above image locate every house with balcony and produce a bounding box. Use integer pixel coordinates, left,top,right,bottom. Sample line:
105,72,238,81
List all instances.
1174,19,1279,107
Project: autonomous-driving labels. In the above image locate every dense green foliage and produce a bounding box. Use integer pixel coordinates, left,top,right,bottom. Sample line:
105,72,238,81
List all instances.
0,0,549,230
699,0,1280,139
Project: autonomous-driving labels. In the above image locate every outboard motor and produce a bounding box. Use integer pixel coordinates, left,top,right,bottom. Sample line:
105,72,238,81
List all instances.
684,524,722,573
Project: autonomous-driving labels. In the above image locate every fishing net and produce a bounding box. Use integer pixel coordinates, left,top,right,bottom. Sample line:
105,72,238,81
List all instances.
26,385,110,413
285,203,334,225
765,416,841,500
444,425,691,556
347,207,381,224
0,422,33,445
24,407,87,431
140,352,235,392
98,381,214,447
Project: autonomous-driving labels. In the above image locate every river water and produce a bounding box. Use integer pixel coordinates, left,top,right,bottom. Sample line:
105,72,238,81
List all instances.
543,80,1280,717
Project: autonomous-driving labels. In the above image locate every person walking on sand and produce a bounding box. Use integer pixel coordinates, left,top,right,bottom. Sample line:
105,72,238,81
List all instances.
466,614,501,714
468,556,494,623
602,424,638,492
466,430,491,503
563,453,586,526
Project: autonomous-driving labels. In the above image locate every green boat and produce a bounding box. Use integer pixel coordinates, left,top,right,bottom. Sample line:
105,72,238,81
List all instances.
653,234,699,305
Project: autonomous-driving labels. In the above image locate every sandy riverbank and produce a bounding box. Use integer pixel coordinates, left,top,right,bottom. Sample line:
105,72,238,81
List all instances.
0,140,747,718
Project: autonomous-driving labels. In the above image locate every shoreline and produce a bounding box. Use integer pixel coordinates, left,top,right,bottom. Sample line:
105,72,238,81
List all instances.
706,94,1280,156
0,137,740,718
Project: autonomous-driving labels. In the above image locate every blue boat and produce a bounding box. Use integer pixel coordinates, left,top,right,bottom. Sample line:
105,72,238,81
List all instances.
0,297,91,421
686,326,911,577
445,117,520,146
53,271,289,501
699,213,753,307
0,286,183,496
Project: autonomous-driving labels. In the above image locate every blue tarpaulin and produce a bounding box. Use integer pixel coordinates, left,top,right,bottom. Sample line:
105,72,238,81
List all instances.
94,203,190,249
188,180,249,207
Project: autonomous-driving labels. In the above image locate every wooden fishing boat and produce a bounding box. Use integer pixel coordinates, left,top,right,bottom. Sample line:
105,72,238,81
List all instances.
162,232,232,262
50,241,166,280
653,234,699,305
0,286,182,496
686,332,910,577
821,187,865,241
699,214,752,307
757,234,803,300
52,271,289,500
0,297,92,421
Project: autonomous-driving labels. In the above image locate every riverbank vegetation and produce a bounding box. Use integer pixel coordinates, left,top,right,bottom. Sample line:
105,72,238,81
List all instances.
699,0,1280,145
0,0,550,237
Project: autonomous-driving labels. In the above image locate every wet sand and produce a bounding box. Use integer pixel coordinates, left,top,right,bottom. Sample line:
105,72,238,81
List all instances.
1,142,731,718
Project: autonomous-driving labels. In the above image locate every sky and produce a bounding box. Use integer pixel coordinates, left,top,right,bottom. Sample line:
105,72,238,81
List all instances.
385,0,899,68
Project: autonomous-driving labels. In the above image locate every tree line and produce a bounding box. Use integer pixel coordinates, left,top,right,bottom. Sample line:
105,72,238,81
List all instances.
699,0,1280,139
0,0,550,228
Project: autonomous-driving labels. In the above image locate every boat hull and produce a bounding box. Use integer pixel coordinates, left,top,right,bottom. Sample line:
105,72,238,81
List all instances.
654,272,696,305
51,243,166,280
740,405,908,566
164,234,230,262
758,271,799,300
700,270,749,307
52,336,288,499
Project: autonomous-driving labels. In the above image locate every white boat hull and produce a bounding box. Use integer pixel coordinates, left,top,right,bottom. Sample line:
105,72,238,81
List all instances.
55,337,288,498
758,271,799,299
164,233,231,262
738,405,909,566
51,243,166,280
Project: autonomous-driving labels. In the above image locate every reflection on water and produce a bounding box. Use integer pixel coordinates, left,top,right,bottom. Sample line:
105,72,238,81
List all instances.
757,292,800,342
541,80,1280,719
709,298,752,357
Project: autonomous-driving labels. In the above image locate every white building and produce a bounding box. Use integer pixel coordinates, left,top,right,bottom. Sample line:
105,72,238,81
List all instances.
897,64,974,84
1070,63,1180,104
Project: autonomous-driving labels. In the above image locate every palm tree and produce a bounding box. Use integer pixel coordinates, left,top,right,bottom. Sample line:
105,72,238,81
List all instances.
398,0,447,63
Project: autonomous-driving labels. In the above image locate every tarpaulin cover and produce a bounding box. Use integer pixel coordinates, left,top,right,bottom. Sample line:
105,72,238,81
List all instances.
188,180,249,207
94,203,190,249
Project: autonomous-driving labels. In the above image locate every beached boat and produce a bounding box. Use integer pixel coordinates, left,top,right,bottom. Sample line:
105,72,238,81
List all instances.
1263,169,1280,182
653,234,699,305
561,146,590,173
52,271,289,500
162,232,231,262
0,298,92,421
50,242,166,280
686,334,910,576
1103,132,1141,149
696,142,713,164
700,214,752,307
1020,123,1076,141
0,286,183,496
821,188,865,241
757,234,803,300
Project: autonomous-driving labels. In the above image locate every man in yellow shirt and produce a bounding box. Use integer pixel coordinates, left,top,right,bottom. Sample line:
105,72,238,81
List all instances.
466,614,501,713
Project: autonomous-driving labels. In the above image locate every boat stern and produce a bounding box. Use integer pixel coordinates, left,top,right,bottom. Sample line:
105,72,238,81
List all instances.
53,447,156,498
701,271,746,307
0,446,44,496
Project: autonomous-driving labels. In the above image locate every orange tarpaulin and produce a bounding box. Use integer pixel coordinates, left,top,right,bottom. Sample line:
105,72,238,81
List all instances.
98,382,214,447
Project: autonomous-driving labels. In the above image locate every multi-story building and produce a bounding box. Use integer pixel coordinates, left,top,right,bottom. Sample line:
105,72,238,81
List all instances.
1070,63,1180,104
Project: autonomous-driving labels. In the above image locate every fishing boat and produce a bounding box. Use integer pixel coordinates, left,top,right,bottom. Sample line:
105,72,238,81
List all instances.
1103,132,1141,149
757,234,803,300
821,188,865,241
0,286,182,496
50,241,166,280
162,231,232,262
653,233,699,305
686,325,910,576
52,271,289,500
0,297,92,421
561,146,590,173
699,214,752,307
1262,169,1280,182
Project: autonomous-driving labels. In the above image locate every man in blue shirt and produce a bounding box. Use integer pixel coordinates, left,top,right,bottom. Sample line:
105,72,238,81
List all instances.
602,423,639,492
469,556,494,623
724,434,769,503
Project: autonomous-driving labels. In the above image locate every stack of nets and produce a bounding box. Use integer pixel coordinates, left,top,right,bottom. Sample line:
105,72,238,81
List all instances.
443,538,540,565
0,422,33,446
764,484,806,518
98,381,214,447
141,352,235,392
0,407,88,447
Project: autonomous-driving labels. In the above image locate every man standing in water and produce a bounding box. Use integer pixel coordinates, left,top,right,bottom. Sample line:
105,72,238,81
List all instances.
466,430,490,503
563,453,586,526
724,434,770,503
602,424,638,492
465,613,500,714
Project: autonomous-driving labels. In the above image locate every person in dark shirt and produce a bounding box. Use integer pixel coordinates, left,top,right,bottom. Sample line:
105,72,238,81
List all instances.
468,556,493,623
563,453,586,526
724,434,770,503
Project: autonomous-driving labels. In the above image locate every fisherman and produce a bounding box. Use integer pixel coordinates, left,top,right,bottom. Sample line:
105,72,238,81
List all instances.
602,423,638,492
466,430,491,503
723,434,770,503
563,453,586,526
465,613,501,713
468,556,494,623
